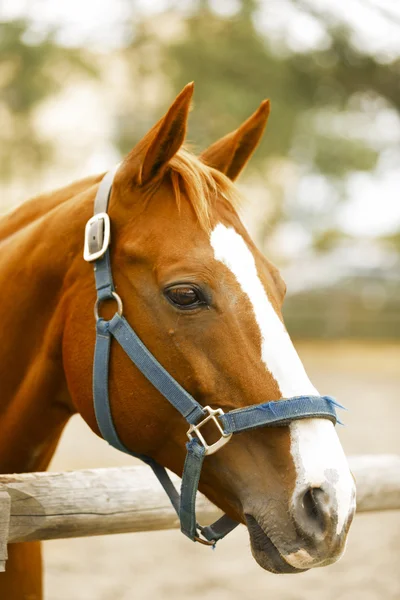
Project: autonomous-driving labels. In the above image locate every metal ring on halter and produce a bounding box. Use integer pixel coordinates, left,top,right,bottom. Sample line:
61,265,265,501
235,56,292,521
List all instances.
94,292,123,321
194,534,216,547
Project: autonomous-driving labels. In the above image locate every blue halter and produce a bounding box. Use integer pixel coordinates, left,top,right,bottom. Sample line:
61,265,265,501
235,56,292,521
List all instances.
84,168,343,546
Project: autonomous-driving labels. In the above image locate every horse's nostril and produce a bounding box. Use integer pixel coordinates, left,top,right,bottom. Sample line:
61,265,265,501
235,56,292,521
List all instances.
294,486,331,540
302,487,327,532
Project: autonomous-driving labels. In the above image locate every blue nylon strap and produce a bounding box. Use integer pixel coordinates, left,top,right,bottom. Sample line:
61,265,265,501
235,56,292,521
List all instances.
219,395,339,434
94,166,118,214
88,169,345,548
108,313,206,425
94,312,342,545
94,315,237,543
92,164,121,300
93,318,182,515
179,442,239,542
93,315,238,542
146,460,181,515
94,250,114,301
200,514,239,542
93,319,126,452
180,439,206,539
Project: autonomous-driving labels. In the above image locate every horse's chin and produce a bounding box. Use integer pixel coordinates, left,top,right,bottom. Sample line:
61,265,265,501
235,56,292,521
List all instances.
245,514,348,573
245,514,306,574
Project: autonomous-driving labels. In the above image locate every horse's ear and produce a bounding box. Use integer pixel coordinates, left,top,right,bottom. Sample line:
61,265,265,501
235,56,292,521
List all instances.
122,82,194,186
200,100,270,181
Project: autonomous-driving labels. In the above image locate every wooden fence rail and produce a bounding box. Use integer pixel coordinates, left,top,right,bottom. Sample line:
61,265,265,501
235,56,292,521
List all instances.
0,454,399,572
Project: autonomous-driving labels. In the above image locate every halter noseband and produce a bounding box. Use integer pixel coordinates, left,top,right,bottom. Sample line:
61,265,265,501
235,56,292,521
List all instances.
84,168,343,547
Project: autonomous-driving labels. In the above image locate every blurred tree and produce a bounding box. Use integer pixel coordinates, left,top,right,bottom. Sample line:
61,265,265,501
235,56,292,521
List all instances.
0,18,97,181
380,230,400,253
118,1,400,159
2,1,398,337
115,0,400,252
312,227,351,253
2,2,399,256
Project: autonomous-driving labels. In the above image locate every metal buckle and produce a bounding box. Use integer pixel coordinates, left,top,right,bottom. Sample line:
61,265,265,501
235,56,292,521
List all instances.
187,406,232,456
84,213,111,262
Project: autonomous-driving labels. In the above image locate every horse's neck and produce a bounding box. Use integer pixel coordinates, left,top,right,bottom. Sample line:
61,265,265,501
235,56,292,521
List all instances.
0,176,100,473
0,174,101,241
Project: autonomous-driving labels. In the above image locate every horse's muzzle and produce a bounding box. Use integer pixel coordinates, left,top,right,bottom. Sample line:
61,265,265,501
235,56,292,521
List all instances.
245,484,356,573
245,515,305,574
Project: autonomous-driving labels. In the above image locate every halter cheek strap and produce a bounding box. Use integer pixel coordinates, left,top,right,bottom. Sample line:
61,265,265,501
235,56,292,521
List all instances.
84,170,344,546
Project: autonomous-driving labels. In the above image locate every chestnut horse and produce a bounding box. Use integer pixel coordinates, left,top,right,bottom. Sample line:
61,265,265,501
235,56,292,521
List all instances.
0,83,355,599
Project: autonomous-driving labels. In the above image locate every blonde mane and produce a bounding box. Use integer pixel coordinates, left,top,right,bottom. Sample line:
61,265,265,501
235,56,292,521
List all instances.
2,149,240,240
167,148,241,230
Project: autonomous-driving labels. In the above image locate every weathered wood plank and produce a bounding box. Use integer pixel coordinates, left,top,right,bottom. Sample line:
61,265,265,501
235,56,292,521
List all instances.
0,467,223,543
0,492,10,572
349,454,400,512
0,454,398,545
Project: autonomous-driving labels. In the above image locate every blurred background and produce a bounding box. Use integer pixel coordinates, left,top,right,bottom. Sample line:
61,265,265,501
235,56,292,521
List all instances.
1,1,399,599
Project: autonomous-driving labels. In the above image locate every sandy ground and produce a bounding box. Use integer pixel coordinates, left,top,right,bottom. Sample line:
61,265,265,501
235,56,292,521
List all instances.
44,341,400,600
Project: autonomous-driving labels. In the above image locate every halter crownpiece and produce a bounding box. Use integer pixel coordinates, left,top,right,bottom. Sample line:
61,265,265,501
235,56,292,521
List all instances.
84,169,344,547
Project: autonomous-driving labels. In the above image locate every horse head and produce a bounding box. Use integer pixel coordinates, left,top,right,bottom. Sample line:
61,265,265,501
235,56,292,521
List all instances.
63,83,356,573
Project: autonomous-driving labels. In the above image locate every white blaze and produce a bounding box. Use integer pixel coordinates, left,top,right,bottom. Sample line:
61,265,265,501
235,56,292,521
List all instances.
210,224,355,548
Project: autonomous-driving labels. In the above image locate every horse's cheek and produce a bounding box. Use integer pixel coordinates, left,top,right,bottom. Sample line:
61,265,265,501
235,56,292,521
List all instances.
62,315,99,434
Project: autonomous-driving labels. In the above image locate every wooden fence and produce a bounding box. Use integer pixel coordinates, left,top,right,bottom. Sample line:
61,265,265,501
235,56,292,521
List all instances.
0,454,399,572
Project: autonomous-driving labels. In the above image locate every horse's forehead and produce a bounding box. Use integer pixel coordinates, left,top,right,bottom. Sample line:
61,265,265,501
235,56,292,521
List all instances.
209,222,280,298
122,186,272,290
150,228,216,273
153,221,258,274
149,219,274,295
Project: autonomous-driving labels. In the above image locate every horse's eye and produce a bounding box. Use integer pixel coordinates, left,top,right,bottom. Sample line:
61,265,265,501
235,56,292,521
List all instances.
165,285,205,310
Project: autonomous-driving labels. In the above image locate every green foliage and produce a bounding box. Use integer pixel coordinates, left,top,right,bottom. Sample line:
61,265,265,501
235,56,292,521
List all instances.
0,18,97,181
116,1,399,184
284,274,400,339
380,230,400,253
312,228,351,253
1,1,398,338
312,135,379,176
2,1,399,261
110,1,399,262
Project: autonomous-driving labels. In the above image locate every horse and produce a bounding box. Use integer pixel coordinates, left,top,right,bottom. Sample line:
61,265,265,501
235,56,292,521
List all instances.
0,83,356,599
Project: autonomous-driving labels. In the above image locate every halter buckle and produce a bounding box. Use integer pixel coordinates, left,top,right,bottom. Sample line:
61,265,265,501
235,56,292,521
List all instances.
84,213,111,262
187,406,232,456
